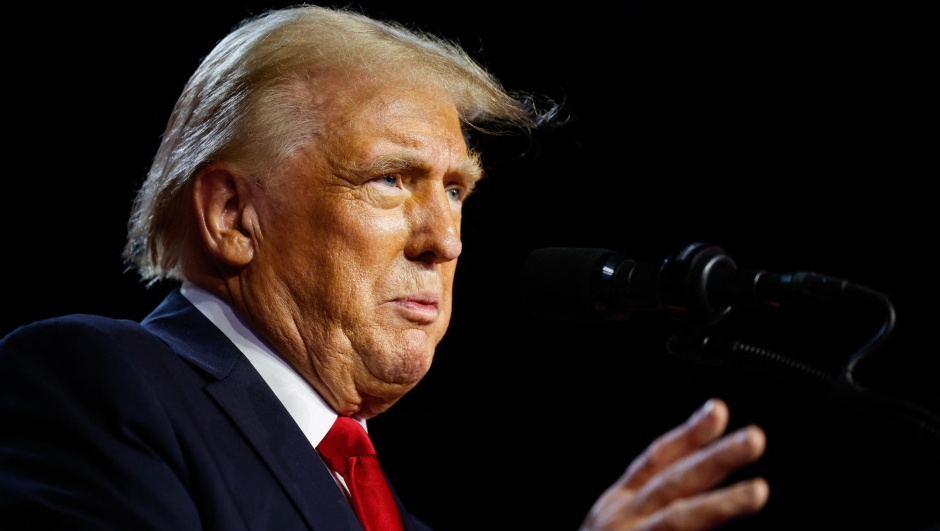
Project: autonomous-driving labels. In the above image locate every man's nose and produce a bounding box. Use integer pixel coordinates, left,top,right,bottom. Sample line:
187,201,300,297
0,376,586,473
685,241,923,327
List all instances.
404,188,462,265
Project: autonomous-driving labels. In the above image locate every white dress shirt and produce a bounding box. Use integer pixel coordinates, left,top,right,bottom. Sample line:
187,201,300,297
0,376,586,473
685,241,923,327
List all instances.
180,280,361,496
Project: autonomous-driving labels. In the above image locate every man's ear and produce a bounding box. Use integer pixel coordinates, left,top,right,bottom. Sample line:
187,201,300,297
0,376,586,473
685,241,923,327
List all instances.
191,163,258,268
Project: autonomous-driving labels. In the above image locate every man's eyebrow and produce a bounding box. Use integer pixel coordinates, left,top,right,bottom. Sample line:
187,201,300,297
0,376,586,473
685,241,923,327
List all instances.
351,150,484,184
453,151,484,185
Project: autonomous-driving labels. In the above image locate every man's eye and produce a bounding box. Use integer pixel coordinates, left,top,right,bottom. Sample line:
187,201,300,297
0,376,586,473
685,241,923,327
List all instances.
447,188,462,201
376,174,399,187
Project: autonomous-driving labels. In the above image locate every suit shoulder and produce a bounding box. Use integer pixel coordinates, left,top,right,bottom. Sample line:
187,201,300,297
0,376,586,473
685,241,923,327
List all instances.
3,313,146,339
1,313,169,362
0,314,206,530
0,313,188,399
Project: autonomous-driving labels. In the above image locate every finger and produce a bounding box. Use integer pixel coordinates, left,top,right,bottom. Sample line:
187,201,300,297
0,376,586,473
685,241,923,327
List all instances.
632,425,766,515
641,478,769,531
620,399,729,490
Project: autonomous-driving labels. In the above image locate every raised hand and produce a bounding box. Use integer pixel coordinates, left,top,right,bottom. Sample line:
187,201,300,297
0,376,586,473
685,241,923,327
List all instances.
580,399,768,531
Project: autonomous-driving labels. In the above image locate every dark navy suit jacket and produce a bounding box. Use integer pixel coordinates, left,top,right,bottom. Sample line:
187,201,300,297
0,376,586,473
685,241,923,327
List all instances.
0,290,432,531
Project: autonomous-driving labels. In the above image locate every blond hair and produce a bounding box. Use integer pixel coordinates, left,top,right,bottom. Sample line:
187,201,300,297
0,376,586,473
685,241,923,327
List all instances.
125,5,546,282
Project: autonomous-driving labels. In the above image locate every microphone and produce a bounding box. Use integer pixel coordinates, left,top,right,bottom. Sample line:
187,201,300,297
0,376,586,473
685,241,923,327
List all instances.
520,243,852,325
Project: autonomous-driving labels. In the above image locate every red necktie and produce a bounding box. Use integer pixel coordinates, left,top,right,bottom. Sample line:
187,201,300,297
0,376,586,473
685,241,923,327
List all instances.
317,416,405,531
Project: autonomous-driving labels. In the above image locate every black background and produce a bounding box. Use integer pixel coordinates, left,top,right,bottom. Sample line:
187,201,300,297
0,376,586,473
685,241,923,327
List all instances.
3,1,937,530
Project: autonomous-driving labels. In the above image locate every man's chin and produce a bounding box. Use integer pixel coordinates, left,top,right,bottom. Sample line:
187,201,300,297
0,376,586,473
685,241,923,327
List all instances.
364,333,435,386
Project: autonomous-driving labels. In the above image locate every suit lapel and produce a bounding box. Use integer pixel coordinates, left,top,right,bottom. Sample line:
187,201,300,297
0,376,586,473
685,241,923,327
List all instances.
203,360,362,531
143,290,362,531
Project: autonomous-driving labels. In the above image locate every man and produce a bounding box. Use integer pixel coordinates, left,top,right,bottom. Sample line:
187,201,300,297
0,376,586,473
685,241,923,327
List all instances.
0,6,767,530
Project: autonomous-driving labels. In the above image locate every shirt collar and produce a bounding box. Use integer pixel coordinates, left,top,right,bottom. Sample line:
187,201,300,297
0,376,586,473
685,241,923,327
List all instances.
179,280,366,448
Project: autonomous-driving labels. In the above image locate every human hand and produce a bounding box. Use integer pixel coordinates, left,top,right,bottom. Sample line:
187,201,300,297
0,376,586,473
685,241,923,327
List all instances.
580,399,768,531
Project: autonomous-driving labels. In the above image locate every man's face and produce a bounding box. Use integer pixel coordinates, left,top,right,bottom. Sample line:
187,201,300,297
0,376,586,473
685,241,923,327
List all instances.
242,79,479,419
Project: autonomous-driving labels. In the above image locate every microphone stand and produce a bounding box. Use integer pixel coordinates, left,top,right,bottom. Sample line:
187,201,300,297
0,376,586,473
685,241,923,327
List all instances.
664,287,940,459
521,242,939,457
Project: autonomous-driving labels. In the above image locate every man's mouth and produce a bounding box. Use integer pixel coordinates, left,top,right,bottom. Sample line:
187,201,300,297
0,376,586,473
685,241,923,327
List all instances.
386,292,440,323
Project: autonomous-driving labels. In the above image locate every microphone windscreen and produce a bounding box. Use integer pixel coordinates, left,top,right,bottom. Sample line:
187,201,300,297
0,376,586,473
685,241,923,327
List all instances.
520,247,611,322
